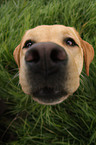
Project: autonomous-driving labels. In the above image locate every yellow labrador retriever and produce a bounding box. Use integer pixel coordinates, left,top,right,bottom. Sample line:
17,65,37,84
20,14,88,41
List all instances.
13,25,94,105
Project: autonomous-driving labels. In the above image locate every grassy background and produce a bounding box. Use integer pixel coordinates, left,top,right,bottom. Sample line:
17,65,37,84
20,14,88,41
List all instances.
0,0,96,144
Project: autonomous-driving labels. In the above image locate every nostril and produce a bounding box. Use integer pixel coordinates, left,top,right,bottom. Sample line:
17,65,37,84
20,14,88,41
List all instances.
25,50,40,63
50,49,67,63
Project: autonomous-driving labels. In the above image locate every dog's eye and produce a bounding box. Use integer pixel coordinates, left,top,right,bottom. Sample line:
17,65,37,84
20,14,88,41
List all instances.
23,40,35,48
65,38,77,47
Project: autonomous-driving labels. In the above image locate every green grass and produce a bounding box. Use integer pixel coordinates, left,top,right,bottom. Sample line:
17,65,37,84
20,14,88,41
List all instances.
0,0,96,144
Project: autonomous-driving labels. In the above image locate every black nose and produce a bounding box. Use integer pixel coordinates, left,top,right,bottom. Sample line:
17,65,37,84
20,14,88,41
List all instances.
25,42,68,75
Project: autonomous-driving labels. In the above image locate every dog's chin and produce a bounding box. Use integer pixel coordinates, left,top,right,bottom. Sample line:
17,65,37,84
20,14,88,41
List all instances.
31,87,69,105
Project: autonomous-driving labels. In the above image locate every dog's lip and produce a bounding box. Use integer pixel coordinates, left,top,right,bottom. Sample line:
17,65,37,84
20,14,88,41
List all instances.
32,87,68,105
33,87,61,97
35,87,59,95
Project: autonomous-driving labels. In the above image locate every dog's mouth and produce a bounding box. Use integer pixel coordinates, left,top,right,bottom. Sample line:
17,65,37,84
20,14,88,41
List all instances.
32,87,68,105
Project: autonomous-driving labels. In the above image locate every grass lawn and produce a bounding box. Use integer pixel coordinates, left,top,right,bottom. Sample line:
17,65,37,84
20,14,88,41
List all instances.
0,0,96,144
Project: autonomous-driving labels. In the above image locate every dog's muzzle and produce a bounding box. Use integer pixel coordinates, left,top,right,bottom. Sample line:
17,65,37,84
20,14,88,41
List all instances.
24,42,68,104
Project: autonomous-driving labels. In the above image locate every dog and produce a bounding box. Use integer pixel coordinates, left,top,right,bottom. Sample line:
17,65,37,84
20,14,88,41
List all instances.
13,25,94,105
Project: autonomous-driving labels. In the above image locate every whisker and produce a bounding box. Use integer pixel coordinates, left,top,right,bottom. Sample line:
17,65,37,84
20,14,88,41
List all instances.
80,72,89,87
80,78,84,86
13,72,19,79
9,68,19,72
80,73,85,86
6,72,19,86
81,71,87,77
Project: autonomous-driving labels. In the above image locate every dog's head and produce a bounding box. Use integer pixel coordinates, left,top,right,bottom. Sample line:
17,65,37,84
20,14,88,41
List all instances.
13,25,94,105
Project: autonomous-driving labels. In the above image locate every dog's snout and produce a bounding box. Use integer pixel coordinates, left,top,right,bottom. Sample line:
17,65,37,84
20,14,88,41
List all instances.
25,42,68,74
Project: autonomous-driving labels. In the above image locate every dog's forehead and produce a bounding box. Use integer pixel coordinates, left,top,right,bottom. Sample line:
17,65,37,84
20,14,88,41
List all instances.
26,25,69,35
22,25,78,41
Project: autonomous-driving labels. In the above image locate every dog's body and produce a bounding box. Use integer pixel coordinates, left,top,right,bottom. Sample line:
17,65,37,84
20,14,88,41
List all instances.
14,25,94,105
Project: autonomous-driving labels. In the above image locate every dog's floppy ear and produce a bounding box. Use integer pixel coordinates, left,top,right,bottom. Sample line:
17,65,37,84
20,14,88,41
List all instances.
13,44,21,67
80,39,94,76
